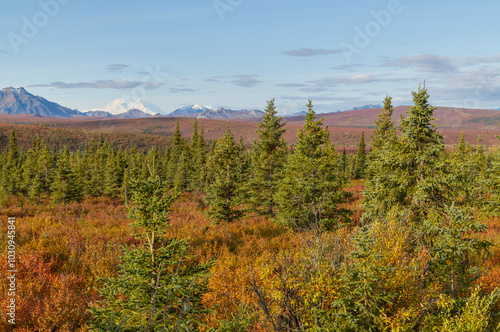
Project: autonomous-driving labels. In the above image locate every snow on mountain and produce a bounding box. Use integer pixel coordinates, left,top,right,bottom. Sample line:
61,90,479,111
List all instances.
168,104,264,119
84,98,163,116
168,104,216,117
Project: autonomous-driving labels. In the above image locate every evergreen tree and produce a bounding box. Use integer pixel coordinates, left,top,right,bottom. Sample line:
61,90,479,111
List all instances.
317,226,392,331
371,95,395,150
51,147,83,203
353,131,366,179
363,84,447,223
103,150,124,198
426,204,491,300
89,170,212,331
190,119,199,151
21,135,41,197
173,150,189,192
275,100,349,232
339,145,348,177
447,133,488,208
35,140,52,197
1,130,22,195
89,142,110,197
190,123,208,192
205,126,245,223
166,120,188,187
249,99,287,216
363,85,492,313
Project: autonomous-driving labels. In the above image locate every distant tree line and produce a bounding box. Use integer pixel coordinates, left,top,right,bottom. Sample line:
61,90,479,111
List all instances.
1,94,499,229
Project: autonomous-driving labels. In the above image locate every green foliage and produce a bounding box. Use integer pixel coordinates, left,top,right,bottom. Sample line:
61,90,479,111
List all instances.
363,85,447,225
1,130,22,195
275,100,349,231
89,170,212,331
421,287,500,332
316,226,392,331
51,146,83,203
425,204,491,299
447,133,489,209
371,95,395,151
205,126,245,223
209,301,255,332
353,131,366,179
249,99,287,216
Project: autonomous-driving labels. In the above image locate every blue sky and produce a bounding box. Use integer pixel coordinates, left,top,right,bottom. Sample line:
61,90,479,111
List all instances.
1,0,500,114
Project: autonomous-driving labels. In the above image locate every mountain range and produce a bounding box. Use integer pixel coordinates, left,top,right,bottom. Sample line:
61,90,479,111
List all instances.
0,87,265,119
2,87,499,124
169,104,265,119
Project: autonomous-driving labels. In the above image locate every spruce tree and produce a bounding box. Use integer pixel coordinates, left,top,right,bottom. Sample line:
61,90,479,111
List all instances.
371,95,395,150
339,145,348,177
51,147,82,203
447,133,488,208
35,140,52,197
353,131,366,179
166,120,188,187
21,135,41,197
249,99,287,216
103,150,124,198
173,150,189,192
321,226,392,331
205,126,244,223
363,84,446,223
2,130,21,195
89,170,212,331
275,100,349,232
190,123,208,192
363,85,491,308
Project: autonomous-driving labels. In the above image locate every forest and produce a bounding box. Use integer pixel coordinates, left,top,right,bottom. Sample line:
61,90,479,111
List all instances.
1,85,500,331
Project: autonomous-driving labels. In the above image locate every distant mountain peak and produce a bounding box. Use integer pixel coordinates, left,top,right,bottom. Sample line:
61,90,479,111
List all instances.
0,87,82,118
347,104,383,111
168,104,264,119
84,99,163,116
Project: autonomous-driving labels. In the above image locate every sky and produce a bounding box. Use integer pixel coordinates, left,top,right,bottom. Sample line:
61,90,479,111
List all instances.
1,0,500,115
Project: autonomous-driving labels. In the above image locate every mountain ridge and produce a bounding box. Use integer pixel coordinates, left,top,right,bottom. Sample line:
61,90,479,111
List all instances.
0,87,83,118
168,104,264,119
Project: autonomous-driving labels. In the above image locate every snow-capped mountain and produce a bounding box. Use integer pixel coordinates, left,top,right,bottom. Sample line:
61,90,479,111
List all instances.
84,98,163,116
168,104,216,117
168,104,264,119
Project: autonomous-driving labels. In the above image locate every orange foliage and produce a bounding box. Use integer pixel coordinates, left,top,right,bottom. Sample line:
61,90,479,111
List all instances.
0,197,133,330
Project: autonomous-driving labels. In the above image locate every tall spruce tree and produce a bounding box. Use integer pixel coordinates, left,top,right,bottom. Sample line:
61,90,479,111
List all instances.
190,123,208,192
362,85,491,309
363,84,447,223
275,100,349,232
167,120,188,187
371,95,395,150
249,99,287,216
353,131,367,179
205,126,244,223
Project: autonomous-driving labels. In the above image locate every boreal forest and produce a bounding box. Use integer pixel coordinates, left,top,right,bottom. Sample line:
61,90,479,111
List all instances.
2,86,500,331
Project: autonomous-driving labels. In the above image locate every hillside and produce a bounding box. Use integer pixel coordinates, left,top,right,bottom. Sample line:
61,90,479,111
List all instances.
0,123,171,151
0,104,499,149
284,106,500,130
